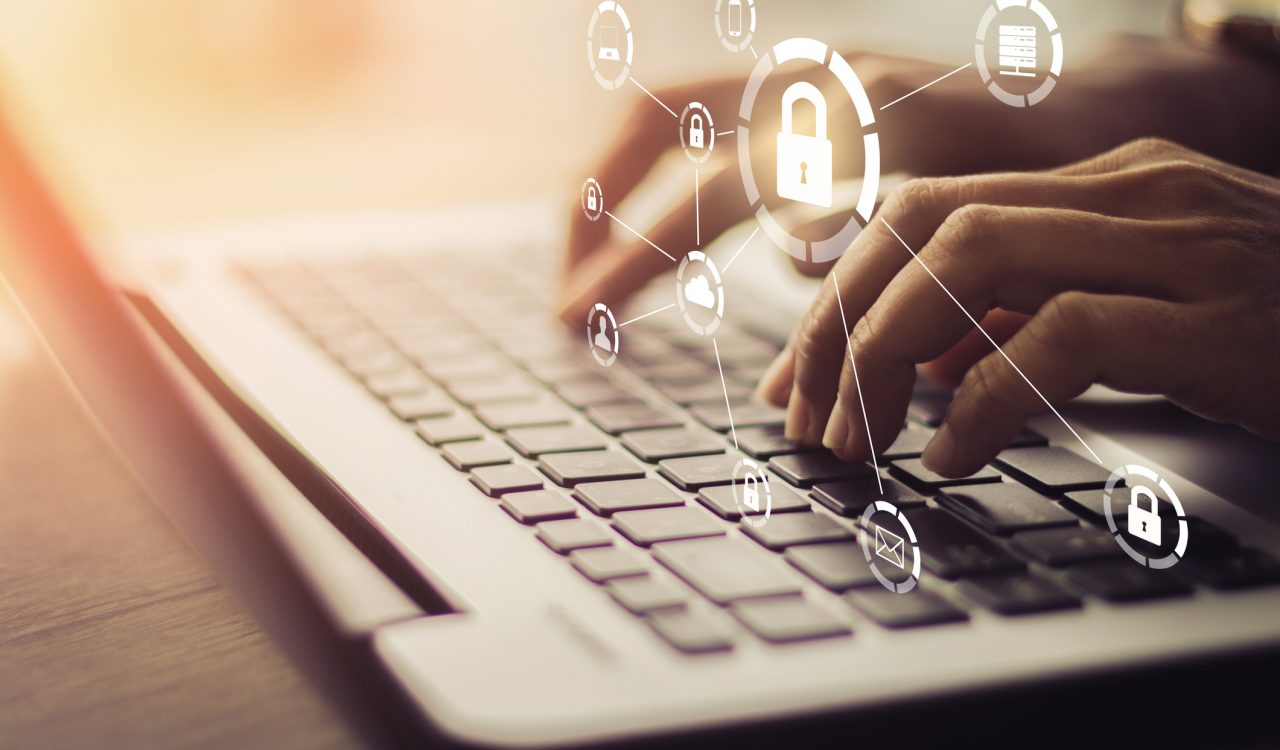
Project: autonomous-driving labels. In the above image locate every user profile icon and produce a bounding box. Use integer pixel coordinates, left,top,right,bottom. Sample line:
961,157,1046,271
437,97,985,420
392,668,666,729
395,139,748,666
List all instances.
586,1,633,90
587,303,619,367
581,178,604,222
974,0,1063,107
675,250,724,336
859,500,921,594
714,0,756,53
732,457,772,528
678,102,716,164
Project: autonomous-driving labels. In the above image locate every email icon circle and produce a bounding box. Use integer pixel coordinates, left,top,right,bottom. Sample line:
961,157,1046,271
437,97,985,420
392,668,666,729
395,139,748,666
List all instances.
873,525,907,569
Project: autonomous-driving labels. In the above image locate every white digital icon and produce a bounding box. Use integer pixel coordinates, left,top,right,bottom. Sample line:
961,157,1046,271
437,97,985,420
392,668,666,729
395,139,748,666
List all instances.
728,0,743,36
586,1,633,90
587,303,619,367
860,499,921,593
581,178,604,221
597,25,621,60
975,0,1063,107
776,81,833,208
1103,464,1189,569
873,525,906,569
674,250,724,336
742,473,759,511
733,457,772,527
998,24,1037,77
1127,485,1162,545
678,102,716,164
714,0,756,53
689,113,705,148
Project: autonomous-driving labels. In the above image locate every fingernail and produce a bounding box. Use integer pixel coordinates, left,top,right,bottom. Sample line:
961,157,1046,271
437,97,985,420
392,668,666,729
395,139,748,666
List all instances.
822,400,850,455
922,423,960,475
785,386,811,442
756,350,793,407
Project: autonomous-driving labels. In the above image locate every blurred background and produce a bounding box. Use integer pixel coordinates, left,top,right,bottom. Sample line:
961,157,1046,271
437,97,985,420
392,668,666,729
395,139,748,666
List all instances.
0,1,1170,240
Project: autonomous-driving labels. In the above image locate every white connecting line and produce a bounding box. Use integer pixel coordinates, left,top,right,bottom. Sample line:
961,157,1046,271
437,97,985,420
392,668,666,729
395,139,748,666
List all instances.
831,281,885,494
629,77,677,118
695,168,700,247
879,62,972,111
879,217,1105,465
618,303,675,328
721,226,760,273
604,210,677,262
712,338,739,450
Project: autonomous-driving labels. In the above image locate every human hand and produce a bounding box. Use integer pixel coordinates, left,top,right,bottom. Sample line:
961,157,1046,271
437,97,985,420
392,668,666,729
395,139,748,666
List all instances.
756,137,1280,477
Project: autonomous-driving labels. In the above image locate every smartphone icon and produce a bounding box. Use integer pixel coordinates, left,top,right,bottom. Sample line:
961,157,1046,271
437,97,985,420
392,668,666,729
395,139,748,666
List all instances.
728,0,742,37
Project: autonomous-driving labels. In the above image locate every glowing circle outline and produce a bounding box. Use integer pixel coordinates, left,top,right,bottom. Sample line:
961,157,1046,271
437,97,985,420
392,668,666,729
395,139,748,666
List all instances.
675,250,725,336
859,499,921,594
586,1,634,91
1103,463,1189,570
587,303,620,367
973,0,1063,108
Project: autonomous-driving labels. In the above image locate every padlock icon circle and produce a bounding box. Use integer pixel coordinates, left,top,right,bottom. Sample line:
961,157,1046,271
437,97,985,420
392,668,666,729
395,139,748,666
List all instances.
742,472,760,512
1127,485,1162,546
586,184,598,212
776,81,833,208
689,113,705,149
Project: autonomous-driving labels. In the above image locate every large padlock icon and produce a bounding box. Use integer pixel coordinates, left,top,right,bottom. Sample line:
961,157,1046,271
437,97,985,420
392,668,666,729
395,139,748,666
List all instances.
742,472,760,512
587,184,598,212
1127,485,1161,545
689,113,705,149
776,81,833,208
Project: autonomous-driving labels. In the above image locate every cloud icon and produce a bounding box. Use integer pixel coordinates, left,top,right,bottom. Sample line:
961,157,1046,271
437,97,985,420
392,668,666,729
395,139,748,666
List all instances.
684,274,716,309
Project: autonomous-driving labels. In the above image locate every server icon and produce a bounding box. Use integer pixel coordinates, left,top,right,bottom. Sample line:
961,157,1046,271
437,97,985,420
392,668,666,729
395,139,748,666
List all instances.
998,25,1037,77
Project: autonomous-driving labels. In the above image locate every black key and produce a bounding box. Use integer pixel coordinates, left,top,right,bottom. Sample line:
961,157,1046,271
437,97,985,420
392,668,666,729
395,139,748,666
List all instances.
447,376,541,406
903,508,1025,580
741,513,854,550
538,450,646,487
441,440,513,471
645,610,733,653
906,392,949,427
505,425,607,458
1063,487,1133,525
621,427,725,463
639,362,708,385
613,507,724,546
690,400,786,432
810,477,927,518
606,577,688,613
736,425,814,460
1008,427,1049,448
730,597,852,643
890,459,1003,490
938,484,1080,535
499,490,578,524
586,402,681,435
1178,548,1280,590
653,537,802,604
696,483,810,520
994,446,1112,493
469,464,544,497
769,452,875,488
957,572,1082,615
475,400,573,431
844,588,968,629
1012,526,1124,566
387,391,455,421
363,368,433,398
554,381,640,408
414,414,484,445
535,518,614,554
657,454,740,491
786,542,908,591
569,547,649,582
572,478,684,516
1064,560,1192,602
657,380,751,405
881,426,933,460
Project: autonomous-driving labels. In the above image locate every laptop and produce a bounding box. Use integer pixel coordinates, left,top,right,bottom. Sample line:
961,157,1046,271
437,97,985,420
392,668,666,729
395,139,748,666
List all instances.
3,80,1280,747
598,26,621,61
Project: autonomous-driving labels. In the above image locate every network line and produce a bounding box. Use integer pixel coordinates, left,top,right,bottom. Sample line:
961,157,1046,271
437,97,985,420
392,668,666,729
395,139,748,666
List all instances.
878,62,972,111
712,338,739,450
604,210,677,262
831,280,884,494
721,226,761,273
618,303,675,328
629,76,677,118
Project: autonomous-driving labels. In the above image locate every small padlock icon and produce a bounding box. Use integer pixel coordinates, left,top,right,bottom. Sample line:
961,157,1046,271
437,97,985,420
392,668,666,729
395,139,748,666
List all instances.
776,81,833,208
1127,485,1162,545
587,184,598,212
689,113,705,149
742,472,760,512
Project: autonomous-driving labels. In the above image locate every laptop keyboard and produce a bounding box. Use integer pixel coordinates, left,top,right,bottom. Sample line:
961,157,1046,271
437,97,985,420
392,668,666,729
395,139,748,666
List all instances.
236,253,1280,653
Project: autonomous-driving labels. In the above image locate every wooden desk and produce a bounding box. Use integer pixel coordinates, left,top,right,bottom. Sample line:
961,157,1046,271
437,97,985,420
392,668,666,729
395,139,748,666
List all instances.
0,301,360,749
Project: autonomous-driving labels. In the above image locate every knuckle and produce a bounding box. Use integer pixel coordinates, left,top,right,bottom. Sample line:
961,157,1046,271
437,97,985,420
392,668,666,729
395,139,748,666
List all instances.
1037,291,1098,356
883,176,957,218
931,204,1002,262
1124,136,1183,160
958,355,1016,416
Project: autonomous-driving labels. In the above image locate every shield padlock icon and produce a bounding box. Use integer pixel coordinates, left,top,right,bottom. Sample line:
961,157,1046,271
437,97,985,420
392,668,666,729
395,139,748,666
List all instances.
776,81,832,207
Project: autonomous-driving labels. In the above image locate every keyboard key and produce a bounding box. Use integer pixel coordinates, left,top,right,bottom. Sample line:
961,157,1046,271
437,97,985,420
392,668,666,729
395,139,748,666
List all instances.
769,452,875,488
736,425,814,460
881,427,934,460
535,518,614,554
786,542,908,591
538,450,646,487
340,349,411,378
475,400,573,431
620,427,725,463
906,391,949,427
569,547,649,582
956,572,1082,615
505,425,607,458
469,464,544,497
994,446,1112,493
606,577,688,614
645,609,734,653
387,391,455,421
844,588,968,629
889,459,1003,490
903,508,1025,580
363,368,433,398
1012,526,1124,566
657,454,740,491
938,484,1080,535
657,380,751,405
1178,548,1280,590
613,507,724,546
1064,560,1192,602
730,597,852,643
419,353,512,382
690,400,786,432
586,403,681,435
810,477,927,518
447,376,541,406
1062,487,1133,524
741,513,854,550
572,478,684,516
415,415,484,445
441,440,513,471
554,380,640,408
500,490,578,524
653,537,802,604
695,482,810,520
527,360,606,385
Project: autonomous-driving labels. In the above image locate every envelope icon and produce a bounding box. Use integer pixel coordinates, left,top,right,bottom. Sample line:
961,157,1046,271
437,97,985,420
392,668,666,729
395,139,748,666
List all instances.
874,525,906,569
